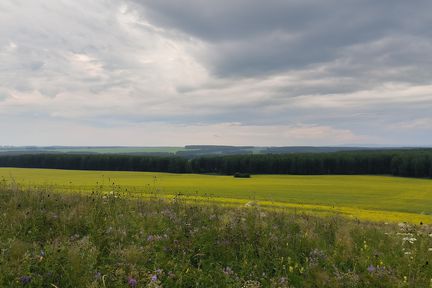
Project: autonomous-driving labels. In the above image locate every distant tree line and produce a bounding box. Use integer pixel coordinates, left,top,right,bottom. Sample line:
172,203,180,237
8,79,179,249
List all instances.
0,154,189,173
190,150,432,178
0,149,431,178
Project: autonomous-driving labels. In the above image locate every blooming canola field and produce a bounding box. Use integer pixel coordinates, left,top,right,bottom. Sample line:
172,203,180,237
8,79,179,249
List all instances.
1,168,432,224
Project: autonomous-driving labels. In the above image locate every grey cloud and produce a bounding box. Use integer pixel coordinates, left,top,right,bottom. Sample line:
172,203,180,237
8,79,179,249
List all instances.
130,0,415,41
129,0,432,78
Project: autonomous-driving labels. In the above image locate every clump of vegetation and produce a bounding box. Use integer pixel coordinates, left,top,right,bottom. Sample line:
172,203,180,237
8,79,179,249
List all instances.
0,184,431,287
233,172,251,178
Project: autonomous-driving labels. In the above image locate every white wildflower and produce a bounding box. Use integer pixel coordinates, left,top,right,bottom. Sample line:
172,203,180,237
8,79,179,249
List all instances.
402,237,417,244
398,222,410,229
397,233,413,236
223,267,234,276
245,201,258,207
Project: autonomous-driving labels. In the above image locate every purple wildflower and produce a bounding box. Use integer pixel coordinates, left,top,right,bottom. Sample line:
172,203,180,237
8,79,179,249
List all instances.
367,264,376,273
151,274,158,282
20,276,32,285
128,277,138,287
223,267,234,276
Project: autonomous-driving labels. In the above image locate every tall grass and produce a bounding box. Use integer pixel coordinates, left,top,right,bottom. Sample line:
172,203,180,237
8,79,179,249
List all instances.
0,183,431,287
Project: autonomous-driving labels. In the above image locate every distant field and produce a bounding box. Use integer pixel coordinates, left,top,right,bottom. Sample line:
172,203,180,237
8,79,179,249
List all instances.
48,147,187,153
0,147,186,154
0,145,380,156
1,168,432,223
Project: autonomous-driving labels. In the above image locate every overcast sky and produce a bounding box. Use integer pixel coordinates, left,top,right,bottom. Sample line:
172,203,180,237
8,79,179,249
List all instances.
1,0,432,146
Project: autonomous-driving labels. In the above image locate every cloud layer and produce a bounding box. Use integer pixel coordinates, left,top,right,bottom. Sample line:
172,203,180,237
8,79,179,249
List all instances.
1,0,432,146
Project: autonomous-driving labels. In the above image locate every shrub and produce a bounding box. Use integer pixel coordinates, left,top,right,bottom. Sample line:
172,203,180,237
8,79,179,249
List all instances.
233,172,251,178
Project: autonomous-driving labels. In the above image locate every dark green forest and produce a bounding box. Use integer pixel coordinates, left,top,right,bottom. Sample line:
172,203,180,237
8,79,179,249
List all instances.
0,149,431,178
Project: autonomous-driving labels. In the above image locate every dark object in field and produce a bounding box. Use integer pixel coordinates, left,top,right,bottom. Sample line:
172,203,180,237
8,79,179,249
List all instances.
234,172,251,178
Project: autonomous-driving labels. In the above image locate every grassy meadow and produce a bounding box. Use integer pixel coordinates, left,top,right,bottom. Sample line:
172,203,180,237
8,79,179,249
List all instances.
45,147,187,154
1,168,432,224
1,184,432,287
0,147,186,154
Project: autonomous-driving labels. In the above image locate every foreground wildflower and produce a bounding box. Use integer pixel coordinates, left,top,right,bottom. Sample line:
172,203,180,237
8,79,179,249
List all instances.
223,267,234,276
19,276,31,285
128,277,138,287
402,237,417,244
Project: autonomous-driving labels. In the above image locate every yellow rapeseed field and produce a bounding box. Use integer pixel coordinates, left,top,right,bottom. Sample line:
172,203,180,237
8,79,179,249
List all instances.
1,168,431,223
